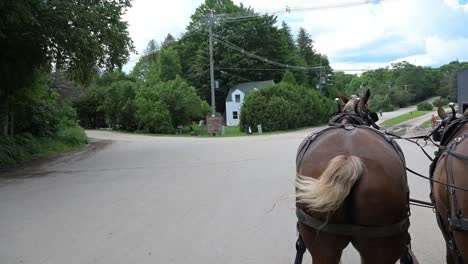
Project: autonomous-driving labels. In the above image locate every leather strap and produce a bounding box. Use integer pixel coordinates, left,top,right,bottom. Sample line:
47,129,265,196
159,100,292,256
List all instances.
296,208,410,238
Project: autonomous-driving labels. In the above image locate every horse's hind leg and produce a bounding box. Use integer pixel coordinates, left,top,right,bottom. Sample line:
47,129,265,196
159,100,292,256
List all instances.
299,223,350,264
351,235,407,264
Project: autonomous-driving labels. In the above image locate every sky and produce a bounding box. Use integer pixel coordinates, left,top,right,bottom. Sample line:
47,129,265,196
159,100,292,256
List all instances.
122,0,468,73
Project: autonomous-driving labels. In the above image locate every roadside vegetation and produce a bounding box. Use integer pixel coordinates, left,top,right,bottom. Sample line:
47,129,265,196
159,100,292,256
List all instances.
0,70,89,167
0,1,134,167
382,111,432,126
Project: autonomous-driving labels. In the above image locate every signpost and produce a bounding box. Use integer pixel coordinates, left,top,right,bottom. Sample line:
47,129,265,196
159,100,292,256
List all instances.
207,115,223,134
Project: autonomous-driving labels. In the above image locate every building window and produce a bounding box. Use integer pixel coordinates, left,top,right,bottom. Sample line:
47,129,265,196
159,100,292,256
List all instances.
235,94,241,103
233,111,239,119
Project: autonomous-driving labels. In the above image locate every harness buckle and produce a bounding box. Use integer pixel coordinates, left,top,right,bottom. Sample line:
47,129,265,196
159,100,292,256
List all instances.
450,187,455,194
448,240,455,250
344,124,355,130
308,133,317,141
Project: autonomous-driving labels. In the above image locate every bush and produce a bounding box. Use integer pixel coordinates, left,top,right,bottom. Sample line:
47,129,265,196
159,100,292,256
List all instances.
135,98,174,134
432,98,449,108
134,76,209,133
98,80,137,130
0,127,87,168
14,75,62,137
240,82,334,132
56,126,88,146
417,102,433,111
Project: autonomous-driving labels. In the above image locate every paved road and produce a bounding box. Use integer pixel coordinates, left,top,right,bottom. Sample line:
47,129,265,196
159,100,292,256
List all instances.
377,96,439,124
0,129,445,264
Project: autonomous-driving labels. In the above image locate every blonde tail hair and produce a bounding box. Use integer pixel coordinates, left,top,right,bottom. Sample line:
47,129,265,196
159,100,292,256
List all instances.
296,155,364,213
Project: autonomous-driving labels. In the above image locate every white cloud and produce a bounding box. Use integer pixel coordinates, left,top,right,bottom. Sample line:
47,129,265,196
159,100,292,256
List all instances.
444,0,468,12
393,36,468,65
122,0,468,72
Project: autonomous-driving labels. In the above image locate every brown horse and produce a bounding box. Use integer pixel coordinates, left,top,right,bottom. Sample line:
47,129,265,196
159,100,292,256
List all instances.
432,106,468,264
295,90,413,264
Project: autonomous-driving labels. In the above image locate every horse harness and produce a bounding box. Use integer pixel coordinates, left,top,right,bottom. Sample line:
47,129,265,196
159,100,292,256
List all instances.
329,99,381,130
430,117,468,264
294,122,411,264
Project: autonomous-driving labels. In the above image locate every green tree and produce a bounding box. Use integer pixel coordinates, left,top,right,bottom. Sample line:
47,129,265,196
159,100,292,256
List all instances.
297,28,316,66
282,70,297,85
98,80,137,130
156,47,182,82
154,76,210,127
296,27,332,89
177,0,309,113
161,34,176,48
240,82,333,132
135,85,173,133
0,0,134,135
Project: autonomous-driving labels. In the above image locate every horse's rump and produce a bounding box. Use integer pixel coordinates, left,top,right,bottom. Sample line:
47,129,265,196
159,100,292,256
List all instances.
296,126,409,226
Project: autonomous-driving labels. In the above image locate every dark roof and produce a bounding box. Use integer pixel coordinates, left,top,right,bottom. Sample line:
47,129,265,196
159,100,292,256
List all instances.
225,80,274,102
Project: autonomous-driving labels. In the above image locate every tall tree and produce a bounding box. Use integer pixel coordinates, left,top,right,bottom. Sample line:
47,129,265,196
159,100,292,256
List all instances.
296,27,316,66
146,47,182,84
131,40,160,81
0,0,135,135
161,34,176,48
144,39,159,58
177,0,302,113
296,27,332,90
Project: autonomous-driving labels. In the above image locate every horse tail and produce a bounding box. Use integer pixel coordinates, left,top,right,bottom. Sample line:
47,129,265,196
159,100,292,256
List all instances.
296,155,365,213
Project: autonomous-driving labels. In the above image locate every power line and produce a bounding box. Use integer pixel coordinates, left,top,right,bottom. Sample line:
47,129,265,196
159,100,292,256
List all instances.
214,36,325,71
217,0,396,22
273,0,396,15
217,67,306,71
177,27,204,42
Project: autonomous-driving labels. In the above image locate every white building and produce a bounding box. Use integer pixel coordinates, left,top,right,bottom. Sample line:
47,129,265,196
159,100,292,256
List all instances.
225,80,274,126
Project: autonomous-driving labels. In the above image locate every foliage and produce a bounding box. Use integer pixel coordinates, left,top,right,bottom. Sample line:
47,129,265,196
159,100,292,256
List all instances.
98,80,137,130
10,70,82,137
240,81,333,132
151,76,210,127
135,84,173,133
151,47,182,83
432,98,450,108
417,102,434,111
135,99,173,134
281,70,297,85
334,61,443,110
175,0,329,113
438,61,468,101
0,0,134,137
0,126,87,168
0,0,134,83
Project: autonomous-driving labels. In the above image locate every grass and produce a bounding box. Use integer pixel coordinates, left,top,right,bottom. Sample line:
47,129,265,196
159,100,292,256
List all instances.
422,116,441,128
382,111,432,126
109,124,319,138
0,126,88,168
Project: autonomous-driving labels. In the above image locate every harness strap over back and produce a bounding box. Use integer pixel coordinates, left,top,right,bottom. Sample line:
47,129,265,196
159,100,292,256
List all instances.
296,208,410,238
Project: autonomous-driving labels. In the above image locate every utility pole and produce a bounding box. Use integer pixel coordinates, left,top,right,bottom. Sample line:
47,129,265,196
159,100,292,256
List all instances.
403,83,409,91
209,13,216,117
360,79,363,97
318,58,323,93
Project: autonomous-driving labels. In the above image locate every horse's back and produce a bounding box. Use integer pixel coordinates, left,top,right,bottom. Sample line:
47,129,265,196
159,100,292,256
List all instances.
297,126,409,225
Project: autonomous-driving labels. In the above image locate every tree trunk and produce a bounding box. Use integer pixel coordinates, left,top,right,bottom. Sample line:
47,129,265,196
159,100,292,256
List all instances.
0,94,8,136
8,104,14,136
